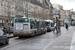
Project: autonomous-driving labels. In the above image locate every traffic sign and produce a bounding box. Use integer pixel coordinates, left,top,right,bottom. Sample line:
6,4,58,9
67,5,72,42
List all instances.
53,13,59,15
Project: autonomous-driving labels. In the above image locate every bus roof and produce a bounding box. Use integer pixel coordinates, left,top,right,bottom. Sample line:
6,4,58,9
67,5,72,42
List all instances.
45,20,53,23
14,18,48,23
14,18,43,21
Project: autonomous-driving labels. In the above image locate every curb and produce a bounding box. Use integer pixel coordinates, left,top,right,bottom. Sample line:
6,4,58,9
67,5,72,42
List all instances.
8,36,15,38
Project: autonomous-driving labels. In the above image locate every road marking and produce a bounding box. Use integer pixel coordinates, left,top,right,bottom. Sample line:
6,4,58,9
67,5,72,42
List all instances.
1,27,70,50
44,27,72,50
70,31,75,50
43,32,66,50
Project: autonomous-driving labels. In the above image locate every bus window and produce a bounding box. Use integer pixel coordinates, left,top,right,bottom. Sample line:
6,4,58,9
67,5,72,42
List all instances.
34,20,37,28
41,22,43,28
46,22,50,26
36,21,39,28
30,19,34,29
43,22,46,28
15,18,28,22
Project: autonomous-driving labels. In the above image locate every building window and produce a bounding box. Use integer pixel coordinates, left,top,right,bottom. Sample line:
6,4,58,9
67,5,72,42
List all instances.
7,11,11,17
10,11,11,17
12,11,14,17
1,0,3,6
11,4,13,9
7,2,8,7
1,9,3,16
4,0,6,6
4,10,6,16
6,10,7,16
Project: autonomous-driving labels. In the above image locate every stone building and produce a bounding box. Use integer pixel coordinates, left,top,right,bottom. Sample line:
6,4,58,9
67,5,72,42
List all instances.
71,11,75,20
65,10,71,21
53,4,66,25
0,0,15,26
15,0,53,20
72,14,75,20
0,0,53,26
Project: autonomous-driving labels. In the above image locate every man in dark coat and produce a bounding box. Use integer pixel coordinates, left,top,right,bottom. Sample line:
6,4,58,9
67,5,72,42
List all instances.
65,23,68,30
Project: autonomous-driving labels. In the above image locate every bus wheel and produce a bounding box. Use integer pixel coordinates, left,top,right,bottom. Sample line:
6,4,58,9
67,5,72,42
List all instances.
19,36,23,38
31,31,36,37
34,31,36,36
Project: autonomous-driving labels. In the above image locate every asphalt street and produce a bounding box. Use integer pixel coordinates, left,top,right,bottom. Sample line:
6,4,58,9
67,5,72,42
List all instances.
45,26,74,50
0,27,72,50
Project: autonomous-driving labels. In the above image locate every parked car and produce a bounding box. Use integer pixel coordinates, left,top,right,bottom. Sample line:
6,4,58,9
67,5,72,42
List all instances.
47,26,55,32
2,27,14,33
2,26,8,33
0,29,9,44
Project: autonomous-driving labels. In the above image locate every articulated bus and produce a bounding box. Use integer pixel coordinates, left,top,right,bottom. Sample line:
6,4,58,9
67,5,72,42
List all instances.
45,20,54,32
14,18,47,38
45,20,54,27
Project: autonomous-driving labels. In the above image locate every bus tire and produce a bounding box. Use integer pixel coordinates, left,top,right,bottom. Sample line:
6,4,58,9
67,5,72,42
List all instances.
31,31,36,37
19,36,23,38
34,31,37,36
33,31,37,36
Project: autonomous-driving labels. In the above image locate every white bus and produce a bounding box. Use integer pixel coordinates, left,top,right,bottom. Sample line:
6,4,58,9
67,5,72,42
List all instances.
14,18,47,38
45,20,54,32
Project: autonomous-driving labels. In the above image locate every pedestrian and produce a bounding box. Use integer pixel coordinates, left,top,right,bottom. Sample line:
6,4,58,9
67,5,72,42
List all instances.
72,21,74,26
65,23,68,30
53,23,57,33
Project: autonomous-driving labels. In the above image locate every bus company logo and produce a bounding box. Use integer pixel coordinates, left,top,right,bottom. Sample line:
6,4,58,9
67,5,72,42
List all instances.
19,27,20,29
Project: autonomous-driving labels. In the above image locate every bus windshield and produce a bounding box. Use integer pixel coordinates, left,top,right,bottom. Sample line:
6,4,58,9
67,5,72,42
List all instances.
15,18,28,23
46,22,50,26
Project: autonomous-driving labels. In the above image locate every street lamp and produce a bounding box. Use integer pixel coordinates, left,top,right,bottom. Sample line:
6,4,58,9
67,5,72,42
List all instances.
26,1,28,18
42,9,45,20
23,1,27,18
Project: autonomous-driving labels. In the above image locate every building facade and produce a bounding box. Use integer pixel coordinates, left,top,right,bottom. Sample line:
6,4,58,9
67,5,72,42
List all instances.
53,4,66,25
71,11,75,20
15,0,53,20
64,10,72,25
0,0,53,26
0,0,15,26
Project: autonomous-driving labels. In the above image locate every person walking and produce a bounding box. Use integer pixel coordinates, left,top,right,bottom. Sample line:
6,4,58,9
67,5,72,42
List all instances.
53,23,57,33
65,23,68,30
72,21,74,26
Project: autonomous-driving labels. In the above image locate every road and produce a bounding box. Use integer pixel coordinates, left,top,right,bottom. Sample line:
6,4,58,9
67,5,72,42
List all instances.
0,27,70,50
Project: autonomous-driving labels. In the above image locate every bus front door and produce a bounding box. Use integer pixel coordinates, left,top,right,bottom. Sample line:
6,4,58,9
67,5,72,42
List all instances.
37,21,41,34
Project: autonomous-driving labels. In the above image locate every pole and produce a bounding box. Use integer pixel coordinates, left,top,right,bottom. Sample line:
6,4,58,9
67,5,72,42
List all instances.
59,13,61,32
58,10,61,33
23,1,26,17
8,0,11,34
27,1,28,18
43,9,44,20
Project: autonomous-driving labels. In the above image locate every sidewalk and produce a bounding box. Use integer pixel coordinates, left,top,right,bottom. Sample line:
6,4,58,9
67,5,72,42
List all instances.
44,27,74,50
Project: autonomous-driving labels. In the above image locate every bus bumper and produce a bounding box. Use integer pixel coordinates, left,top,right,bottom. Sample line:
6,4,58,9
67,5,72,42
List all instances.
14,32,32,36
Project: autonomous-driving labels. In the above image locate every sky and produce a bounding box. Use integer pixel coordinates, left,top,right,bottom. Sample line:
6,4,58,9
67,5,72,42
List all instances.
50,0,75,11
